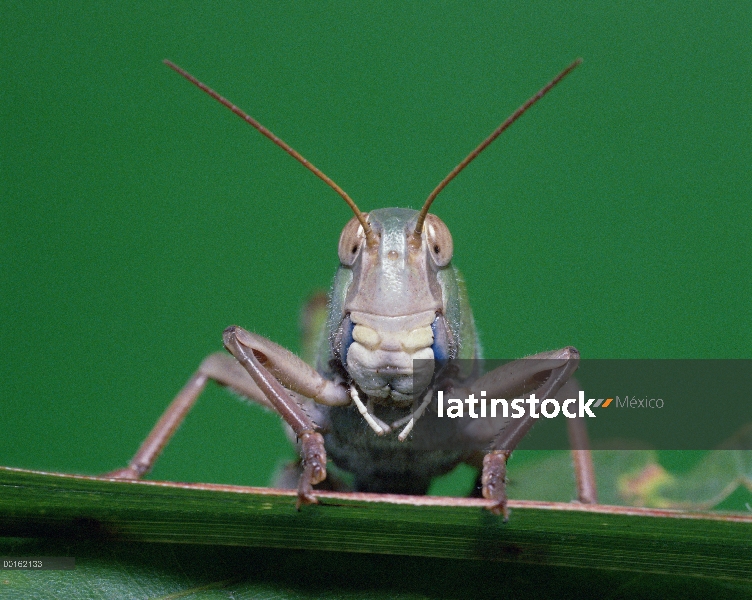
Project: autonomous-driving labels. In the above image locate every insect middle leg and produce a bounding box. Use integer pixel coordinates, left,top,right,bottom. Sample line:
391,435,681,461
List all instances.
105,326,350,507
103,352,273,480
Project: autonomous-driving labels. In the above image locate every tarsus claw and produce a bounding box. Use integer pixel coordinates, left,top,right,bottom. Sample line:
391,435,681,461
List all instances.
296,430,327,509
482,450,511,520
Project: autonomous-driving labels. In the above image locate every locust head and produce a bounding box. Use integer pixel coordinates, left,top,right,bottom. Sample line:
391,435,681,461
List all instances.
331,208,458,408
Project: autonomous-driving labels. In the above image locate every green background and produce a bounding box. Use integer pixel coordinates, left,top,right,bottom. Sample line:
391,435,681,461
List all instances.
2,3,750,495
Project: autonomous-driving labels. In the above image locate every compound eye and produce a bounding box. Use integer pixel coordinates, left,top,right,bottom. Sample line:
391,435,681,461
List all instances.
424,214,453,267
338,215,367,266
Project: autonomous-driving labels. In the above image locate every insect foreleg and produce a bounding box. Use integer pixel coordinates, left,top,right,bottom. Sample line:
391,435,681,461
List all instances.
470,347,582,518
223,326,331,507
227,326,349,406
104,323,349,510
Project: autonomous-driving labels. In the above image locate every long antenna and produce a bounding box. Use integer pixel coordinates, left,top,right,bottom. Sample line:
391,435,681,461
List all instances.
413,58,582,239
164,59,377,247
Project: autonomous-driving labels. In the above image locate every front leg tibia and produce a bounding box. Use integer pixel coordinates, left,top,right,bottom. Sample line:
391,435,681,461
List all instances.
482,451,511,520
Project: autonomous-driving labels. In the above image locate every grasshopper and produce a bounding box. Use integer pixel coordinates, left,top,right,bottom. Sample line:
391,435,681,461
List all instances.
106,58,596,518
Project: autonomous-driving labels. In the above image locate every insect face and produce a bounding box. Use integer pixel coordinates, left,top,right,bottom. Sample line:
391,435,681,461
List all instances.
332,208,458,406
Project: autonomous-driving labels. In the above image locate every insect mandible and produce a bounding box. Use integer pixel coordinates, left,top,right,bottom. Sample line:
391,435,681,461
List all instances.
106,58,596,518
